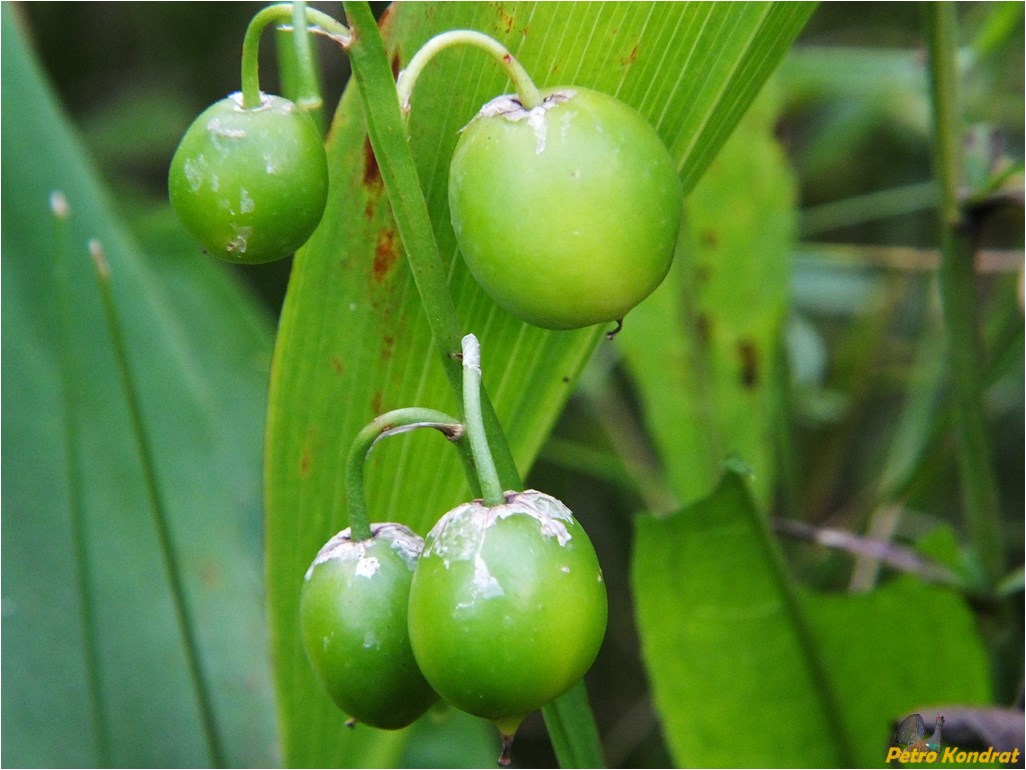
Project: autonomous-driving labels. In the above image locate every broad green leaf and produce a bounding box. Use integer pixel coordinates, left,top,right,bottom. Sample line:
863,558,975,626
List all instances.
264,2,815,765
633,471,848,767
804,581,991,768
633,471,990,767
618,81,795,509
1,7,276,767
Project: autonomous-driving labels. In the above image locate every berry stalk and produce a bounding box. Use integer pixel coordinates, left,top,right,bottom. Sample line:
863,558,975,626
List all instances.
461,334,505,507
240,3,351,109
397,29,542,116
344,408,466,541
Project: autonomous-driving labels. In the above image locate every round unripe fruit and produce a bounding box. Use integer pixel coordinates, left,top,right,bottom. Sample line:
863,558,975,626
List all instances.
300,523,438,729
168,92,328,263
448,87,683,330
407,491,607,734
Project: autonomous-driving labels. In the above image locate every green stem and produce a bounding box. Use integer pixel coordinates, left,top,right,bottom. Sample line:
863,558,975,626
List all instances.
240,3,350,109
341,0,522,493
275,1,326,131
89,242,225,767
925,3,1004,588
799,181,940,238
344,408,467,541
461,335,505,506
540,681,606,768
396,29,542,114
51,193,111,767
340,4,603,764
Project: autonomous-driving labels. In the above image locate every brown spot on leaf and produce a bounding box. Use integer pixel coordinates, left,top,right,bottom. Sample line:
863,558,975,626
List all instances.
330,356,345,376
378,4,395,31
373,228,398,282
391,52,402,80
370,391,383,414
737,338,760,389
695,263,713,284
363,138,381,188
700,229,718,249
381,335,395,360
499,9,515,34
300,443,313,479
621,44,639,66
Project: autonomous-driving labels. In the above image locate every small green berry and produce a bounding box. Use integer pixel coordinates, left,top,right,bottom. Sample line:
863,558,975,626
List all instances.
300,523,438,730
168,92,328,263
449,87,683,329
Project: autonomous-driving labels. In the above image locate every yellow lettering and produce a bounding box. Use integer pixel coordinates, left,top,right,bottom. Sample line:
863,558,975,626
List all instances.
886,747,902,762
913,748,936,763
942,746,958,762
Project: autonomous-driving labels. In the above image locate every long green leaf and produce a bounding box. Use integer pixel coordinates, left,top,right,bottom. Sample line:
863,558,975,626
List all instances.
1,7,276,766
618,82,795,510
265,3,816,766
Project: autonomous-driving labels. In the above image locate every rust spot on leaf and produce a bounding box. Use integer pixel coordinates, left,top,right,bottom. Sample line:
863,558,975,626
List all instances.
373,228,398,281
700,229,719,249
381,335,395,361
330,356,345,376
695,263,713,284
391,51,402,80
363,137,381,188
499,9,515,34
370,391,383,415
300,443,313,479
737,338,760,389
621,44,639,66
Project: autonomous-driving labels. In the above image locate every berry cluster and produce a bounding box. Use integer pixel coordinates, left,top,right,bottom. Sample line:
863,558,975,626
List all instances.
168,6,681,764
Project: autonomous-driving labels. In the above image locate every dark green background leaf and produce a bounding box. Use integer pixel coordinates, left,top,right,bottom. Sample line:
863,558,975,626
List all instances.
1,7,276,766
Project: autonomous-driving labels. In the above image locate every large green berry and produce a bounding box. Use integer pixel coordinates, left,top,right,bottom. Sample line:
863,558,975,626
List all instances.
407,491,607,736
168,92,328,263
448,87,683,329
300,523,438,730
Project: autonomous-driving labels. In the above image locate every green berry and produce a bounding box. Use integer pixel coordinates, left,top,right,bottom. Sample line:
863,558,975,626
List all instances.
168,92,328,263
448,87,683,329
407,491,607,736
300,523,438,730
